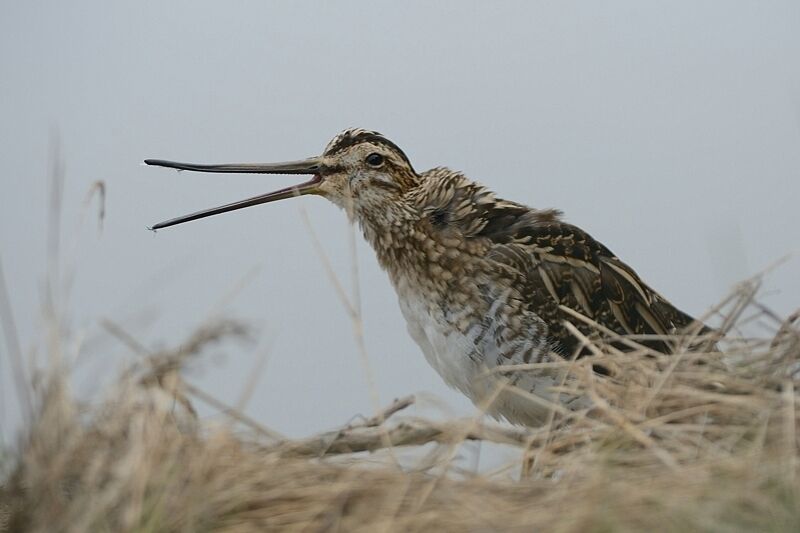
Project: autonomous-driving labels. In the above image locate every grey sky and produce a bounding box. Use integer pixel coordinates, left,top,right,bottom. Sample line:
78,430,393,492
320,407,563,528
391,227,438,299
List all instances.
1,2,799,443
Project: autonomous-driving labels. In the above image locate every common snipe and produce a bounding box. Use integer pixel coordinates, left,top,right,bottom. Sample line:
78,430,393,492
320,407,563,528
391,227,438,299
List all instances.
147,128,709,426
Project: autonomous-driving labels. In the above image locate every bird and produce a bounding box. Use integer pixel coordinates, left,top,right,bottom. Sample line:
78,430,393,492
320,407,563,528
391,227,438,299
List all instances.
146,128,709,426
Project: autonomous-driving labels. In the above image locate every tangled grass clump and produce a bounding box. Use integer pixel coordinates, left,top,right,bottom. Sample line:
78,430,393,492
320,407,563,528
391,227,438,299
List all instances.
1,285,799,532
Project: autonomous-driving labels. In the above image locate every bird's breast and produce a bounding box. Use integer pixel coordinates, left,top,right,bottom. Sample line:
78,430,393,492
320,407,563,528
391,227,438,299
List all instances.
392,275,581,426
395,282,486,399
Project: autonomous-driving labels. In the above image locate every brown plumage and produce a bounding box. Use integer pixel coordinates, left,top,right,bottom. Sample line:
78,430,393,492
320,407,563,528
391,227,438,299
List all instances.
147,128,710,426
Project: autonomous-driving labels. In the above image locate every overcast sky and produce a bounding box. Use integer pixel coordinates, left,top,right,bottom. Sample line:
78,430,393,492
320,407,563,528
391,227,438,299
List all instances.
1,2,799,447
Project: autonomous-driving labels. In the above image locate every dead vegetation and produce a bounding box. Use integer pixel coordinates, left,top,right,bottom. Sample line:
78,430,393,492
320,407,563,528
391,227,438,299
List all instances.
1,282,799,532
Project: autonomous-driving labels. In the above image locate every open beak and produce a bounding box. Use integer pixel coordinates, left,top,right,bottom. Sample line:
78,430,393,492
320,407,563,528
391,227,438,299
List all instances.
145,157,323,230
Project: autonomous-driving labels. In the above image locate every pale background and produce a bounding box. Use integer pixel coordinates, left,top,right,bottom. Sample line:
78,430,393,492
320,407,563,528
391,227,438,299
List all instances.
1,2,799,447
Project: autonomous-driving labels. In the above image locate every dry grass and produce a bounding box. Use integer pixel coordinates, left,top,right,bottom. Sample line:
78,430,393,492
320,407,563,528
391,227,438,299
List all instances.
1,284,799,532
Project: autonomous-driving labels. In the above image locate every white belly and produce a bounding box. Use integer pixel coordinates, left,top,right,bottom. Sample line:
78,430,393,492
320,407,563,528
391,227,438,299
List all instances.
398,290,481,398
396,287,585,426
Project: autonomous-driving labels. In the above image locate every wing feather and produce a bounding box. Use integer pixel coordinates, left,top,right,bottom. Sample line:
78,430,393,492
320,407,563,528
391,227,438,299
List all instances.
478,205,705,354
415,174,709,355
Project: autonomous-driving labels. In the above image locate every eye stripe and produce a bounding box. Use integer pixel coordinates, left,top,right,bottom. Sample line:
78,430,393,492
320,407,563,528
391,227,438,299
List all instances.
320,164,344,174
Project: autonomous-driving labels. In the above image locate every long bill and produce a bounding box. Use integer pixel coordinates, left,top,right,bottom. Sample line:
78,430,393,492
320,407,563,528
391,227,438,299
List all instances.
145,157,322,230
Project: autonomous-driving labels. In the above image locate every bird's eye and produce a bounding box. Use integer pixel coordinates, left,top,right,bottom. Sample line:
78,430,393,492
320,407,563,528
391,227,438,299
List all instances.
366,153,384,167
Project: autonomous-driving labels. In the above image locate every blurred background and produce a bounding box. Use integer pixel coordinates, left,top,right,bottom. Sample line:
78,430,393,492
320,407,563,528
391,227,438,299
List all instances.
1,2,799,448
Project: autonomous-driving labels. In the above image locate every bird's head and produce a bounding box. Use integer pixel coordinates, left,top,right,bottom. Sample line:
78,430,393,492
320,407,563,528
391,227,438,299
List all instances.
147,128,419,230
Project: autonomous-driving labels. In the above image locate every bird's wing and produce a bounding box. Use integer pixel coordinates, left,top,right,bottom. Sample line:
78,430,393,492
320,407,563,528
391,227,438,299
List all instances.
477,205,702,355
413,172,706,354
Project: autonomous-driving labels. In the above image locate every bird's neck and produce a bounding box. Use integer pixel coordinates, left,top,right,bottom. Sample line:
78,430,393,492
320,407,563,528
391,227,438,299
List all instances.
357,201,425,278
355,197,491,301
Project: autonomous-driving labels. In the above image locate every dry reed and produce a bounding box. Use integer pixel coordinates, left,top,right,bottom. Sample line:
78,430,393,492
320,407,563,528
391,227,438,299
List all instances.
1,283,799,532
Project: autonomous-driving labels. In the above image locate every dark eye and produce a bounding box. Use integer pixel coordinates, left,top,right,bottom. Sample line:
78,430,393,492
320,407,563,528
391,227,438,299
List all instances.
366,153,384,167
